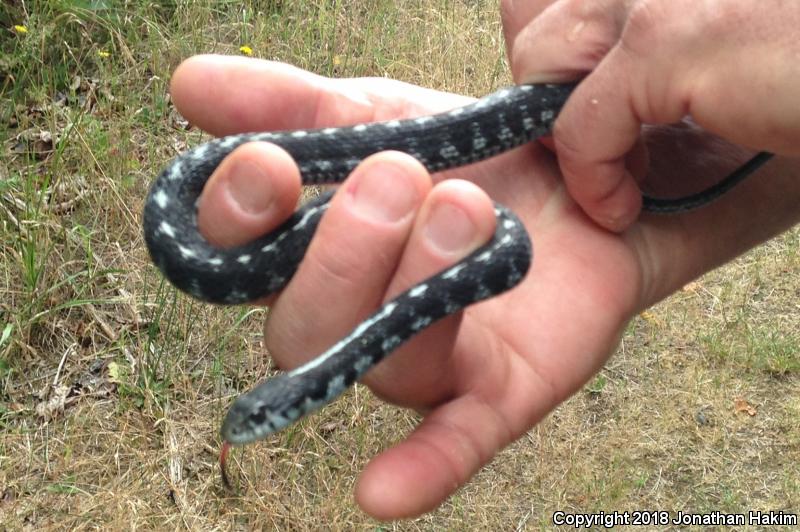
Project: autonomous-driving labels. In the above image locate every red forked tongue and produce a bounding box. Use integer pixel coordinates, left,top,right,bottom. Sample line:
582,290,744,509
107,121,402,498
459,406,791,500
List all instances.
220,441,233,490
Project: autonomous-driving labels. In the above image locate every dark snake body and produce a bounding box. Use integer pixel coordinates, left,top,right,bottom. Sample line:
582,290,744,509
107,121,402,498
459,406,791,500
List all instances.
142,83,771,446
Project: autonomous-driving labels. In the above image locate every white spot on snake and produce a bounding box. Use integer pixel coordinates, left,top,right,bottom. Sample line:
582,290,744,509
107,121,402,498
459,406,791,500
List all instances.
261,243,277,254
503,218,515,230
153,189,169,209
168,161,183,181
472,136,487,151
208,257,224,267
384,120,401,128
191,145,208,161
410,315,432,332
291,130,309,138
353,124,368,132
221,136,239,149
498,127,514,142
287,302,399,376
252,132,275,141
499,234,513,246
302,396,326,413
540,109,555,122
476,250,492,262
323,128,338,135
325,374,347,400
158,221,175,238
267,276,285,291
225,290,249,303
496,89,510,99
188,280,203,298
448,108,464,117
237,254,252,265
414,116,433,125
316,160,333,171
266,411,290,429
474,285,492,299
442,263,466,280
520,85,534,92
408,284,428,298
440,144,460,159
354,356,372,375
381,336,402,353
522,117,534,130
178,245,197,259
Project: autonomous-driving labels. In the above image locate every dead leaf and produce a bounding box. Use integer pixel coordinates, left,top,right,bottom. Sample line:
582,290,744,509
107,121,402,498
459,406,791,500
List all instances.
682,281,700,293
34,361,113,420
639,311,663,327
35,384,72,420
734,397,757,416
107,361,124,385
319,421,344,433
11,129,54,159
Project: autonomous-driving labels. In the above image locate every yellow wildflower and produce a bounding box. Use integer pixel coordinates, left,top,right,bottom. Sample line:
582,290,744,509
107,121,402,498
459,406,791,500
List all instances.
14,25,28,34
98,50,110,58
239,45,253,56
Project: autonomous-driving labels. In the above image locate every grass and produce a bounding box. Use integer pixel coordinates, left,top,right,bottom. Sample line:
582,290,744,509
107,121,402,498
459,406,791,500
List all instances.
1,0,798,529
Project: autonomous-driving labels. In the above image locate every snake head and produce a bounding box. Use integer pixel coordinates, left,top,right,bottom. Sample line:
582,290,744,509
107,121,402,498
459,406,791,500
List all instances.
220,372,328,445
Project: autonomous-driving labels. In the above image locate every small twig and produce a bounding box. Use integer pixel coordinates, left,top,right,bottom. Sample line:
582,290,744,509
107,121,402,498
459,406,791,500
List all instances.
53,344,75,386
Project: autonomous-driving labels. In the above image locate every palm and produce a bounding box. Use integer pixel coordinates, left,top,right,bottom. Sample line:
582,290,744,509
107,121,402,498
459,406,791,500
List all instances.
358,139,643,502
173,56,651,518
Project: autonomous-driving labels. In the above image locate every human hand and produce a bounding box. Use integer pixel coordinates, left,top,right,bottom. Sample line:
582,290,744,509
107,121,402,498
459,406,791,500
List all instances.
502,0,800,231
167,55,796,520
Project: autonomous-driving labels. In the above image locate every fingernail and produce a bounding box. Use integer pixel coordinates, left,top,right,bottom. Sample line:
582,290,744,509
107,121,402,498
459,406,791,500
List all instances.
349,162,418,222
425,202,477,254
227,159,274,214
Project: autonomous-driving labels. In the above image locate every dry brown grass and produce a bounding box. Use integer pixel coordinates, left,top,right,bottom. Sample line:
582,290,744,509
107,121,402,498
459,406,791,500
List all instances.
1,1,798,530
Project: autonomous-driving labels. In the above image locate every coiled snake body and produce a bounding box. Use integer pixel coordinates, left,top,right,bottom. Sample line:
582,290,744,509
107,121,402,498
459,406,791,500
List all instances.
143,83,770,454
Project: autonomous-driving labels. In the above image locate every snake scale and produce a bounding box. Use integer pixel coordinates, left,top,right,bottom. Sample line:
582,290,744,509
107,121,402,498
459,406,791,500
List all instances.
142,82,772,461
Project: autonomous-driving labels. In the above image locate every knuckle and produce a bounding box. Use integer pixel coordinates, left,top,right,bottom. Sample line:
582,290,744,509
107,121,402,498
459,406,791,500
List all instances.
575,33,616,66
560,0,625,66
620,0,669,55
621,0,726,56
307,237,372,292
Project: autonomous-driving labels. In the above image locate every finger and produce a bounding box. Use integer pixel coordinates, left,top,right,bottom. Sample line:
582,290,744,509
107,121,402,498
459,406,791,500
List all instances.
509,0,627,83
170,55,473,137
500,0,558,55
262,152,432,371
550,51,645,231
362,180,497,408
355,392,520,520
552,20,698,232
196,142,301,248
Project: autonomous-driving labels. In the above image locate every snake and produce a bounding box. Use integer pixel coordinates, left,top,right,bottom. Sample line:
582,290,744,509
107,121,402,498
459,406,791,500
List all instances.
142,82,771,481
